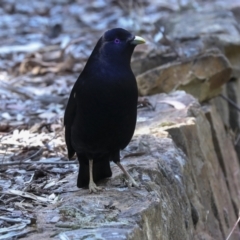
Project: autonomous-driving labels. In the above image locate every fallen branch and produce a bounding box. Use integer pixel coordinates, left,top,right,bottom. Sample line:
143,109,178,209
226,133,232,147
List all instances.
220,94,240,112
0,160,77,166
0,81,34,99
226,211,240,240
1,189,54,203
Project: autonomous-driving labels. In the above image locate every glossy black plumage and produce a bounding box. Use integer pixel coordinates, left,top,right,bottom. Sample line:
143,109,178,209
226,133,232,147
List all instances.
64,28,145,191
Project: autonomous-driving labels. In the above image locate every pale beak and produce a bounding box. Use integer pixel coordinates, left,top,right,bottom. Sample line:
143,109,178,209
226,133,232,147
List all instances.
131,36,146,45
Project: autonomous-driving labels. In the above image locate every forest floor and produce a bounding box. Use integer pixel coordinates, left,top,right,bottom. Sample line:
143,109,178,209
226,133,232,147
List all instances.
1,0,239,239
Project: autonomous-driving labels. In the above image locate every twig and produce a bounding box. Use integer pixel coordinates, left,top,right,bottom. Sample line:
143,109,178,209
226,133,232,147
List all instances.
0,148,7,165
2,147,44,166
123,151,145,158
24,173,35,185
0,81,34,99
60,37,86,59
220,94,240,112
0,160,77,166
23,147,44,161
137,98,155,110
226,211,240,240
44,128,63,145
235,133,240,146
0,216,30,224
0,125,22,141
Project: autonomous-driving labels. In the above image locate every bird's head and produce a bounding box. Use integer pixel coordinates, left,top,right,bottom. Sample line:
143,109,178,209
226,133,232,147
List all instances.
93,28,145,65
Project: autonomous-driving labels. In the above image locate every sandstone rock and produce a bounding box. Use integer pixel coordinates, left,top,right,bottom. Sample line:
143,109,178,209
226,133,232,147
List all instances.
160,11,240,46
225,45,240,77
136,52,231,102
166,102,238,240
213,78,240,162
163,8,240,78
135,8,240,104
226,79,240,161
204,104,240,212
211,85,229,128
131,53,177,76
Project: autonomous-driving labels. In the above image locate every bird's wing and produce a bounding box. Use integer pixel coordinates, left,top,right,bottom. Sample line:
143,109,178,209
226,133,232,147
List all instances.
64,86,77,159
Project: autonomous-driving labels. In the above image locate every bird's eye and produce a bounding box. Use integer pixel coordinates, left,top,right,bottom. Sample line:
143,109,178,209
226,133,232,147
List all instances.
114,38,120,44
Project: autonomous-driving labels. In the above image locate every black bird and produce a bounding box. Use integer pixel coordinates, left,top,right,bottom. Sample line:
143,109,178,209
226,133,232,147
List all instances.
64,28,145,193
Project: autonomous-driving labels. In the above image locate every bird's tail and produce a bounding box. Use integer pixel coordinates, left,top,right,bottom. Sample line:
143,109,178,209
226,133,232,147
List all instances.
77,154,112,188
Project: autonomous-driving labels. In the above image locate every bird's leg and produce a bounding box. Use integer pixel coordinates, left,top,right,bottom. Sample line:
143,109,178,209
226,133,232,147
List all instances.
89,159,102,193
116,162,139,188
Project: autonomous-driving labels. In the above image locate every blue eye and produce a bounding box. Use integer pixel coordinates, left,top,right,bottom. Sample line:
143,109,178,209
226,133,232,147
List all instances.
114,38,120,44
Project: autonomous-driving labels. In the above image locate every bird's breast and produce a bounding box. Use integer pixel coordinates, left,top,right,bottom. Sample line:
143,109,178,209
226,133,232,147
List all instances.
72,66,138,154
80,69,137,111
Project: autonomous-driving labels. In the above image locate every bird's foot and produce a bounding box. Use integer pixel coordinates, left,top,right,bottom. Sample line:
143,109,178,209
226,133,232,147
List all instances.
116,162,139,188
89,181,102,193
126,175,139,188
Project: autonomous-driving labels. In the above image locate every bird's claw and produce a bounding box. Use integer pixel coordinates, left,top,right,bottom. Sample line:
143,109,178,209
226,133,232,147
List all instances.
89,182,102,193
126,176,139,188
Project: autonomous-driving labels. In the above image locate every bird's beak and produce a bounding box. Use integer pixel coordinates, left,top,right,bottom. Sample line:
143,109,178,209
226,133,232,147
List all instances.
131,36,146,45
